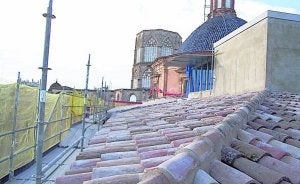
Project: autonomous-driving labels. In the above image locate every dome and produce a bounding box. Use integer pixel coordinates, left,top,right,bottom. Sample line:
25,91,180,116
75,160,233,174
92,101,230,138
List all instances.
178,15,246,53
48,81,62,92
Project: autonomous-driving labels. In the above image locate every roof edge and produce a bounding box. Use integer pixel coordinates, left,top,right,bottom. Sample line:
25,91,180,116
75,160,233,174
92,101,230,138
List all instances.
136,29,182,39
214,10,300,47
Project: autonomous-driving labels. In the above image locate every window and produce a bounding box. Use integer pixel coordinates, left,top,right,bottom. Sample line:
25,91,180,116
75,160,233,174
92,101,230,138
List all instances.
225,0,231,8
144,47,158,62
217,0,222,8
129,94,137,102
161,47,173,57
142,69,151,88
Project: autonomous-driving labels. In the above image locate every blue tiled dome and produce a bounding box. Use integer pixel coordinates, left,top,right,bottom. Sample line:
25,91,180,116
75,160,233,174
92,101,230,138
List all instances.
178,15,246,53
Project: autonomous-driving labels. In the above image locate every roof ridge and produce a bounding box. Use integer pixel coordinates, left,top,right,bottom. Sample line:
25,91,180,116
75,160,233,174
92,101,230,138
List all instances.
139,90,270,184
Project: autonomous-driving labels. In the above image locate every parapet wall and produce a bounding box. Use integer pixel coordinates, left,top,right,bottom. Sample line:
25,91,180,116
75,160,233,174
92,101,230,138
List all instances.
266,16,300,93
213,11,300,95
213,14,268,96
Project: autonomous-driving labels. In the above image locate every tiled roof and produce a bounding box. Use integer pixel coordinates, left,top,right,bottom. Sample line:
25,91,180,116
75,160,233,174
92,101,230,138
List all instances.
56,90,300,184
177,15,246,53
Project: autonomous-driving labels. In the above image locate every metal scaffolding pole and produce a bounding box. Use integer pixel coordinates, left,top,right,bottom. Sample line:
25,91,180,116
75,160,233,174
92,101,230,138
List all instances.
200,66,203,93
98,77,104,131
104,81,107,109
210,48,215,95
205,63,209,90
81,54,91,152
36,0,55,183
93,90,97,123
9,72,21,180
59,91,64,143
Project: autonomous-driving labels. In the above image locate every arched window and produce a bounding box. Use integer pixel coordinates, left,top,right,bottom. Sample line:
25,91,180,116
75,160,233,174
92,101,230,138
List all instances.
217,0,222,8
142,69,151,88
225,0,231,8
129,94,137,102
144,37,158,62
161,38,173,57
116,94,120,101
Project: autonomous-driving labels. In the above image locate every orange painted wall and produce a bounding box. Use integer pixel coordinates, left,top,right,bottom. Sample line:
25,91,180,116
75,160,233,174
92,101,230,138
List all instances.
166,68,182,95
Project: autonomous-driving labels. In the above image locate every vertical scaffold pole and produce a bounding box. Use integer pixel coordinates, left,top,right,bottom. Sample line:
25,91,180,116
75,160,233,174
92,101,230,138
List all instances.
81,54,91,152
59,90,64,143
104,82,107,111
93,92,96,123
9,72,21,181
36,0,55,183
200,66,203,93
210,48,214,95
206,63,209,90
98,77,104,131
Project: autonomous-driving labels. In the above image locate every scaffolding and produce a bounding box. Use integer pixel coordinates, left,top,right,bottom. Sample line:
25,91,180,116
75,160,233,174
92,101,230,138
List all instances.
0,1,115,183
0,78,111,183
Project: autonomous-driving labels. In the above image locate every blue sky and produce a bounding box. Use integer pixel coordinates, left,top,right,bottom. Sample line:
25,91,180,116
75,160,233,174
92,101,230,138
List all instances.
0,0,299,89
264,0,300,11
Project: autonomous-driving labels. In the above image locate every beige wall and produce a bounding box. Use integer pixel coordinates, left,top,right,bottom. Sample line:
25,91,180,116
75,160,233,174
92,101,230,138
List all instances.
266,18,300,93
213,19,268,95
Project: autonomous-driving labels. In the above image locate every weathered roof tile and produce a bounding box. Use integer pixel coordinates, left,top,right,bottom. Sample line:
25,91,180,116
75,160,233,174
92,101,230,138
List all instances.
56,91,300,184
91,164,144,179
209,160,258,184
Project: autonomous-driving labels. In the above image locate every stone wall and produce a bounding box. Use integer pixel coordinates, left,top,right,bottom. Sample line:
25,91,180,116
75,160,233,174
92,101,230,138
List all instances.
131,29,182,89
114,89,149,102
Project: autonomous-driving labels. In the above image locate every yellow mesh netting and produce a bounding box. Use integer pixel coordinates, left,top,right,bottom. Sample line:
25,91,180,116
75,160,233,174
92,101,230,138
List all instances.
0,84,86,179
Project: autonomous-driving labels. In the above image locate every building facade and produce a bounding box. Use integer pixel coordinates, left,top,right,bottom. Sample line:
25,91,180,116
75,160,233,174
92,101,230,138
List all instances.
131,29,182,89
150,0,246,98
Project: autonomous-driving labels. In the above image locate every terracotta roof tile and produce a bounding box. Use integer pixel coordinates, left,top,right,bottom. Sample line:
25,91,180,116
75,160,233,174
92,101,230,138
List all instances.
83,173,143,184
258,156,300,184
155,152,197,183
251,138,289,160
101,151,139,161
209,160,259,184
70,158,101,170
56,90,300,184
171,137,196,147
137,144,173,153
139,148,176,160
56,172,92,184
141,155,173,169
194,169,219,184
233,157,290,184
96,157,140,167
230,139,270,162
91,164,144,179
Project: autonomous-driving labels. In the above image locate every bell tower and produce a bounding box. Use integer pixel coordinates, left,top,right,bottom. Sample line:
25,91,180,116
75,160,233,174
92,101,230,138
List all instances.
208,0,236,19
